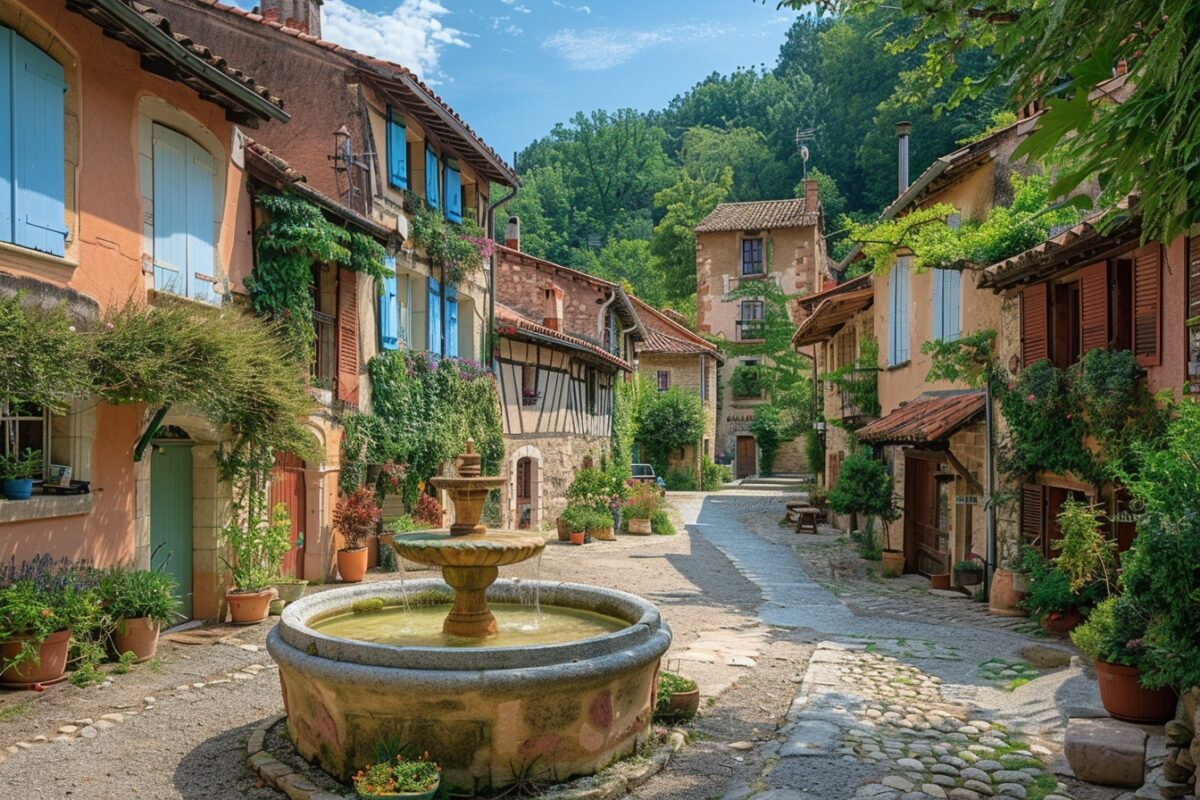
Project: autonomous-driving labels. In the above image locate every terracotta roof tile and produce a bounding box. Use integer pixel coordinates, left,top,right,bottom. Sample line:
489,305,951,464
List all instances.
630,296,721,360
695,198,819,234
495,304,631,372
792,285,874,348
857,391,985,445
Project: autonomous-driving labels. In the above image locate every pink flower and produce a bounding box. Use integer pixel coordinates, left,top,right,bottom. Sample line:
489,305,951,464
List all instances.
1027,393,1036,402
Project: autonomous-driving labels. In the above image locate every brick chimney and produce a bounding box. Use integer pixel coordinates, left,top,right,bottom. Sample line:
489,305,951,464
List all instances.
505,215,520,251
804,178,819,211
543,284,565,332
259,0,322,37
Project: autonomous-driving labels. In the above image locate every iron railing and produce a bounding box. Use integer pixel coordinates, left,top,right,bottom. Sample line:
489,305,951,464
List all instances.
839,367,880,424
312,310,337,390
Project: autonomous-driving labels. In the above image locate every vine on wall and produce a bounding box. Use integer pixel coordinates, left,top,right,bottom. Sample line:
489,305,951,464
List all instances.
408,203,491,285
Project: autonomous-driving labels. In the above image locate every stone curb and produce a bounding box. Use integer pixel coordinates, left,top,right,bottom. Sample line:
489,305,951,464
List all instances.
246,715,686,800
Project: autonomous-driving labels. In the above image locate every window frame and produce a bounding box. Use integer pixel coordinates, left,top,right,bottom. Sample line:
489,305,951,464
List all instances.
656,370,670,392
741,236,765,276
1,402,50,479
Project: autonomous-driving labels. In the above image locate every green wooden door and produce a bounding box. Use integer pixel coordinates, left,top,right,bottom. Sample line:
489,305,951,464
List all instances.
151,443,193,618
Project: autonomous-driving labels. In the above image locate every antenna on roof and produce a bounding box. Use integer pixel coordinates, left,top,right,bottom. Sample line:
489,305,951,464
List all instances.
795,127,815,181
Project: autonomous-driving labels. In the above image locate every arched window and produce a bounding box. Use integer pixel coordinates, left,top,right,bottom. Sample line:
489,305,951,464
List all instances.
0,26,66,257
151,124,218,304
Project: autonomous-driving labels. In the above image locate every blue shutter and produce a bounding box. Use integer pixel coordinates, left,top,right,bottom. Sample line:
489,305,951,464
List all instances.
932,269,945,342
946,268,961,341
185,139,217,304
889,256,910,365
386,108,407,189
380,257,399,350
152,125,189,296
897,257,910,362
444,284,459,358
12,34,66,256
0,30,13,243
427,276,442,356
425,146,439,209
444,165,462,223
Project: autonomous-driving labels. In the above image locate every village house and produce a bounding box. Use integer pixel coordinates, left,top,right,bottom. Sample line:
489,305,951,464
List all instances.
695,181,826,479
631,297,722,482
493,217,642,529
0,0,287,619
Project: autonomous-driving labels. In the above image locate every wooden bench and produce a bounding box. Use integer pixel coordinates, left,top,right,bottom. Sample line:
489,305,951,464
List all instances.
784,501,807,524
793,506,821,535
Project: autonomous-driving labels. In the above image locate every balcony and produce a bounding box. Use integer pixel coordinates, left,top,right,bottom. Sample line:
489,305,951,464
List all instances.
312,310,337,391
736,319,765,342
838,367,880,425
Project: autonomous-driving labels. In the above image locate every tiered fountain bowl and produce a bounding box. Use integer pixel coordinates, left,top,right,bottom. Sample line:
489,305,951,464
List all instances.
267,442,672,795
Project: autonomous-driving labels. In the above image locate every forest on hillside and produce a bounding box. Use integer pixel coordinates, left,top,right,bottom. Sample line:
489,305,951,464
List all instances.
499,11,1008,319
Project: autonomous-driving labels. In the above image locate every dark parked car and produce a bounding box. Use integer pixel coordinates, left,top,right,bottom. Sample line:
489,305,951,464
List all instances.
630,464,666,493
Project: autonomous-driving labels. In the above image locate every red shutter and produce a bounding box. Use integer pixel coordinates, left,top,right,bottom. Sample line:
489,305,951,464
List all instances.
1132,244,1162,367
1020,483,1046,551
1020,283,1049,368
1079,261,1109,355
1188,237,1200,321
337,268,360,404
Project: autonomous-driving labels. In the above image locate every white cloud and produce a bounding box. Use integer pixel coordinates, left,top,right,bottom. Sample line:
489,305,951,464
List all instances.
500,0,532,12
542,24,721,71
320,0,468,80
552,1,591,13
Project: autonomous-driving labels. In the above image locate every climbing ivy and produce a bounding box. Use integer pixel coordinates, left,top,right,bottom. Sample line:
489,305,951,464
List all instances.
248,192,390,361
408,203,491,285
921,329,997,389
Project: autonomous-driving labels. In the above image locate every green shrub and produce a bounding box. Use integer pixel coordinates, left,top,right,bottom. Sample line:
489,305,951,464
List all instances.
99,568,178,627
729,364,766,398
639,387,705,472
700,457,731,491
1070,595,1149,667
1053,498,1117,596
560,504,592,533
749,404,788,476
222,502,293,592
1020,563,1079,618
384,515,422,534
664,468,696,491
624,483,662,520
567,467,616,513
650,509,675,536
353,753,441,796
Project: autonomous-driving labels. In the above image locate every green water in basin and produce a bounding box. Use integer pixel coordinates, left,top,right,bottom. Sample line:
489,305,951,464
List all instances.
310,603,627,648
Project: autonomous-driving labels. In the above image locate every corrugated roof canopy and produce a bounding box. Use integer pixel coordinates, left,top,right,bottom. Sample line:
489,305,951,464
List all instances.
857,391,985,445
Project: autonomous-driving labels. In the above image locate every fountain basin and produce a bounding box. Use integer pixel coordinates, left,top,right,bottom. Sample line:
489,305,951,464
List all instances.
391,530,545,568
267,578,672,794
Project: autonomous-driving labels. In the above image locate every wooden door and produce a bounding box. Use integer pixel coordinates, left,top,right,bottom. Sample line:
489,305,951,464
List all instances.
151,443,193,618
515,457,532,530
904,456,951,577
270,452,307,579
736,436,756,478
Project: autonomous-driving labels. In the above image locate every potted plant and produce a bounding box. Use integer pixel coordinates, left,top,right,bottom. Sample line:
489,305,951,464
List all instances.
991,545,1039,617
1021,561,1083,636
584,508,615,542
99,567,178,663
953,557,985,587
0,448,42,500
829,449,900,563
353,753,442,799
623,483,659,535
1071,596,1177,723
1007,545,1040,594
335,487,382,583
654,671,699,722
0,562,98,687
223,502,293,624
561,504,590,546
271,576,309,608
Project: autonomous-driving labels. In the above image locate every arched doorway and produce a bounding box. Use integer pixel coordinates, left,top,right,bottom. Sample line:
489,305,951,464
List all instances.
516,457,533,530
270,452,307,579
150,428,194,618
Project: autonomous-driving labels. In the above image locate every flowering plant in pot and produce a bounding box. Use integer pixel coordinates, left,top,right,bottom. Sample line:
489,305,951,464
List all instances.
98,567,178,663
353,753,441,799
223,502,292,624
623,483,661,535
952,556,985,587
334,487,382,583
0,447,42,500
412,492,443,528
0,557,100,686
654,671,699,722
1020,560,1086,636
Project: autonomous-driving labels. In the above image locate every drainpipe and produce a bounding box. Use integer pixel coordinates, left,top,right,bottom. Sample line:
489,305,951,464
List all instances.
486,157,519,372
596,290,617,343
984,375,997,594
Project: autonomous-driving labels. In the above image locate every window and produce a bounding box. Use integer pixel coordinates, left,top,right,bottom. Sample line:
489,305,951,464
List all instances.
932,268,961,342
656,370,670,392
739,300,765,341
586,368,598,414
521,364,539,406
1,402,48,479
0,28,67,257
699,357,708,402
152,124,218,304
385,107,407,189
742,237,764,276
444,161,462,223
887,256,910,365
836,327,858,370
1051,281,1081,369
425,146,440,209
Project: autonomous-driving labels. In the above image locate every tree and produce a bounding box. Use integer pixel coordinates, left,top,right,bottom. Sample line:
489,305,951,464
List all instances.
589,239,671,308
783,0,1200,244
681,126,791,202
650,168,732,299
828,448,898,554
749,405,788,476
638,387,706,474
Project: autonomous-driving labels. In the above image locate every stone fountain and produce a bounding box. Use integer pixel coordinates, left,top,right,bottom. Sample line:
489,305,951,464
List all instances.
266,443,672,794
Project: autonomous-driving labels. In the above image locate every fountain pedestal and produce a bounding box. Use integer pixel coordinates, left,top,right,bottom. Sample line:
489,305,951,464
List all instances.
442,565,499,637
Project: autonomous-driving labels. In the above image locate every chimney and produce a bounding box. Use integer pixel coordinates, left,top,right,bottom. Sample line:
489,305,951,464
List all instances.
543,284,565,332
804,178,819,211
505,215,520,251
259,0,323,37
896,121,912,195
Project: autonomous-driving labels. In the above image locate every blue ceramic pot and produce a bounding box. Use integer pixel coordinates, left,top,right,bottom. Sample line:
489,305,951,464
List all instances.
1,478,33,500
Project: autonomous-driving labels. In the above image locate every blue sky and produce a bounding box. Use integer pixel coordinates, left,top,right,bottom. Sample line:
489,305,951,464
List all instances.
311,0,801,161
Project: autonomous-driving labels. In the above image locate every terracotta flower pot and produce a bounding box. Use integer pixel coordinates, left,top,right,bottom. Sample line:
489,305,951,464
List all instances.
881,550,905,575
627,518,652,535
1094,660,1177,723
225,588,274,625
1039,608,1082,637
988,567,1028,617
338,547,369,583
588,525,615,542
569,531,586,546
0,628,71,687
112,617,160,663
668,687,700,720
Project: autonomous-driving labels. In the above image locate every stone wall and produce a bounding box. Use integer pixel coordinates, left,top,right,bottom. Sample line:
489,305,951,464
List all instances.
499,433,612,530
496,250,614,343
1163,688,1199,796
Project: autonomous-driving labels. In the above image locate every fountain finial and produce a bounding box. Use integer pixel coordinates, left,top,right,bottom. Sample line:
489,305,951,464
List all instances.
457,439,482,478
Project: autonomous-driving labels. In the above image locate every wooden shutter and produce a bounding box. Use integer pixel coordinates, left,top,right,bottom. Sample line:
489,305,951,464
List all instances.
1019,283,1049,368
184,139,217,304
152,125,188,296
425,146,440,209
1078,261,1109,355
12,33,66,257
386,107,406,189
1189,237,1200,321
379,265,399,351
444,164,462,223
888,257,910,364
1020,483,1045,549
1132,244,1162,367
336,268,359,404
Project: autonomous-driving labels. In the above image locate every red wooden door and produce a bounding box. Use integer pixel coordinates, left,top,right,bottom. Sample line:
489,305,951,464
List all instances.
904,457,951,577
270,452,307,579
515,457,532,530
736,436,756,478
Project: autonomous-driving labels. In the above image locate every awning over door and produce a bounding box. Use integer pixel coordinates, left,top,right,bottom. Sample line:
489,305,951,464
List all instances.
857,391,985,446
